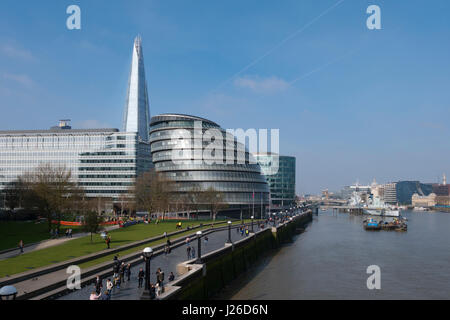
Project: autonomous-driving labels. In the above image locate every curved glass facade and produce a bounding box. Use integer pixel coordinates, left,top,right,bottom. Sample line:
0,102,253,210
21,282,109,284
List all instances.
149,114,270,207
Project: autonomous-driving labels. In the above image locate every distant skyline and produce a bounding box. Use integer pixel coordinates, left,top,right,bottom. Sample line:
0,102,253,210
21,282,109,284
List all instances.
1,0,449,194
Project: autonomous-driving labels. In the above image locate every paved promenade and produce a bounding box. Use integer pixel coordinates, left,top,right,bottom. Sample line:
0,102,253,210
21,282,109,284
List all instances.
59,225,266,300
0,225,120,261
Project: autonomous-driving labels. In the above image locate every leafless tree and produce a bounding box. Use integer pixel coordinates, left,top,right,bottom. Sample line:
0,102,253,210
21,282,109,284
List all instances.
20,164,84,232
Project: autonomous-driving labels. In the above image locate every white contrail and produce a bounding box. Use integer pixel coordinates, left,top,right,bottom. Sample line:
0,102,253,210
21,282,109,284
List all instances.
210,0,346,93
289,48,358,85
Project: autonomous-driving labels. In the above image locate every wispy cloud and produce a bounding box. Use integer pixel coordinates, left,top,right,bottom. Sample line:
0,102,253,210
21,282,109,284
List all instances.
234,75,290,94
2,73,35,87
0,44,35,61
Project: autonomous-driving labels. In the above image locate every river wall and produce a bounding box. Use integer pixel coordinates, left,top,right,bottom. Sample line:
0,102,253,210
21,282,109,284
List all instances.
159,211,312,300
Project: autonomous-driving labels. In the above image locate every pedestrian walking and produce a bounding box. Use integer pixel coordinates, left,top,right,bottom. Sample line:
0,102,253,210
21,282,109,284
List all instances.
126,263,131,281
106,235,111,249
186,246,191,260
106,279,113,292
156,268,164,286
18,240,24,253
94,275,103,295
114,274,121,290
204,236,208,245
119,263,126,283
65,229,69,238
138,268,144,288
69,228,73,238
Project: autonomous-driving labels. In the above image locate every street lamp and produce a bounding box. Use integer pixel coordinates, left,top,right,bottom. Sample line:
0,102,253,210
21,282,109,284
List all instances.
196,231,203,264
0,285,17,300
251,216,254,232
226,221,232,244
142,247,153,298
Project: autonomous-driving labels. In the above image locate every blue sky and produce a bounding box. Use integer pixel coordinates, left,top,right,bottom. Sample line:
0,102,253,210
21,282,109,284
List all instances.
1,0,449,194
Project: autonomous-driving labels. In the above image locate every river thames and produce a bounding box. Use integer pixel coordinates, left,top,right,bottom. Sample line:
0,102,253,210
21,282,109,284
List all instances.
225,210,450,300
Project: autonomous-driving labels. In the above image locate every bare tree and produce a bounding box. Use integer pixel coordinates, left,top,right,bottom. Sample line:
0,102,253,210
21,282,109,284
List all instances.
133,169,175,220
201,186,227,222
185,185,203,220
20,164,84,232
80,200,104,243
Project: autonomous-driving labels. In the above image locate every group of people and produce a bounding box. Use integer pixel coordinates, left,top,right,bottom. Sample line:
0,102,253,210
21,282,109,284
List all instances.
49,228,59,238
64,228,73,238
90,255,177,300
237,225,250,237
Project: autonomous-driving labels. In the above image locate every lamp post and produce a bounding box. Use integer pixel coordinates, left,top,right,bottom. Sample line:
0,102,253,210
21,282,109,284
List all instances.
226,221,232,244
251,216,254,233
142,247,153,298
196,231,203,264
0,285,17,300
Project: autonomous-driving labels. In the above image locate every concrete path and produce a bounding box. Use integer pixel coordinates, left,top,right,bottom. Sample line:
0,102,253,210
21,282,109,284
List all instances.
0,225,120,261
59,225,267,300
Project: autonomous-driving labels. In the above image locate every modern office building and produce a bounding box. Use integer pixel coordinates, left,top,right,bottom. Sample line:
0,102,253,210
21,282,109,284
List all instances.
254,153,296,210
396,181,433,205
149,114,270,215
0,36,152,206
0,121,150,199
384,182,398,204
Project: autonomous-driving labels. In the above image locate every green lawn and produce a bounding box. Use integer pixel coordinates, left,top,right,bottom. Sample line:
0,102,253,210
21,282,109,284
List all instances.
0,221,82,252
0,219,246,278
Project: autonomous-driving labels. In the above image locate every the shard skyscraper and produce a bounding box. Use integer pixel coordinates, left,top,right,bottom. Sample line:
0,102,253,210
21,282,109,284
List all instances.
123,36,150,142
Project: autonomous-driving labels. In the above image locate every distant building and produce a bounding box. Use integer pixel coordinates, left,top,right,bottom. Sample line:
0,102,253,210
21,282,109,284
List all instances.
432,174,450,196
255,153,296,210
436,195,450,207
384,183,397,204
396,181,433,205
412,193,437,208
370,179,385,200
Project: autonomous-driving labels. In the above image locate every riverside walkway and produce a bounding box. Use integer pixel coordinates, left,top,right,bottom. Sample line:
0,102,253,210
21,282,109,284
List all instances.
58,225,266,300
0,225,120,261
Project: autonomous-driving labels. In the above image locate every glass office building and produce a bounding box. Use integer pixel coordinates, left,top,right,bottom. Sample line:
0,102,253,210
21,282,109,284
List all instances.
255,153,296,210
0,121,151,201
149,114,270,210
0,36,153,206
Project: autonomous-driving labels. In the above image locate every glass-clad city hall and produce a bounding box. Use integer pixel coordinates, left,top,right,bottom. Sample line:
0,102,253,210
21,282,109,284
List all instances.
0,121,151,200
150,114,270,214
